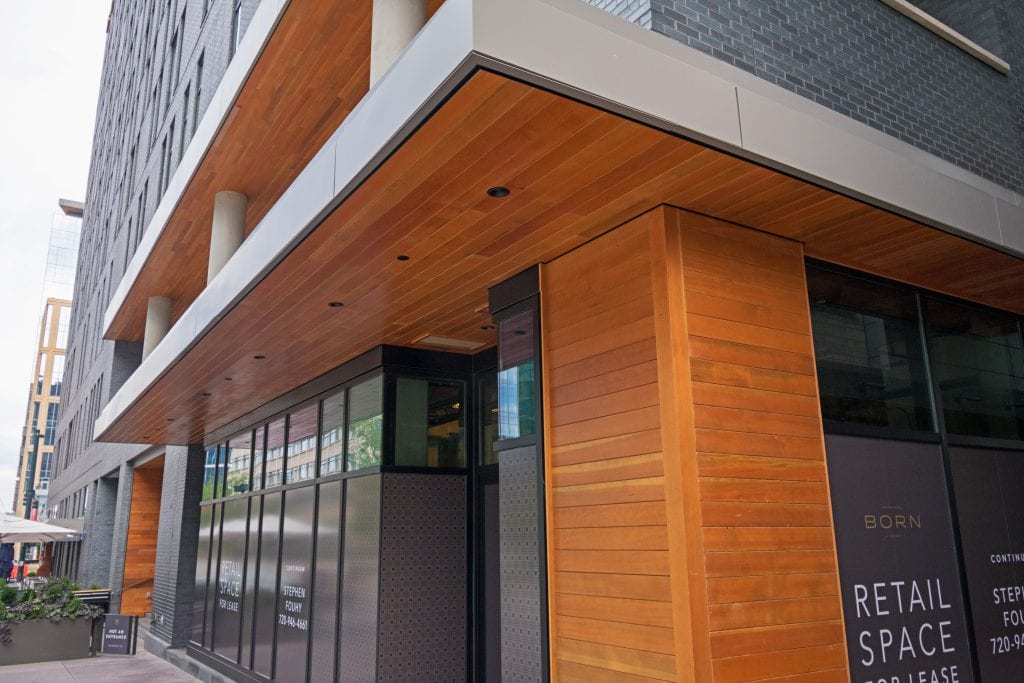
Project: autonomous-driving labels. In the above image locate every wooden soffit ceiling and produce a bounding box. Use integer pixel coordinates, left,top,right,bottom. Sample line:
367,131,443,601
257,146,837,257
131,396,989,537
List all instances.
99,69,1024,445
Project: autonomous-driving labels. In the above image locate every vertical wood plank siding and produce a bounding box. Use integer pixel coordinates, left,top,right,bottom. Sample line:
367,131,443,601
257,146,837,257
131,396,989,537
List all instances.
121,457,163,616
542,206,849,681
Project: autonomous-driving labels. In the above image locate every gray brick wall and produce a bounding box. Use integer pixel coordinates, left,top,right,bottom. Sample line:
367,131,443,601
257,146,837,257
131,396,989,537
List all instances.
150,445,205,646
584,0,653,27
107,462,134,612
81,477,117,587
650,0,1024,193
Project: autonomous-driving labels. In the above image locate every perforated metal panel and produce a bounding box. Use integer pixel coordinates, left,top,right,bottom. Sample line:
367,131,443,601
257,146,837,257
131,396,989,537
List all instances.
378,473,467,681
499,446,543,682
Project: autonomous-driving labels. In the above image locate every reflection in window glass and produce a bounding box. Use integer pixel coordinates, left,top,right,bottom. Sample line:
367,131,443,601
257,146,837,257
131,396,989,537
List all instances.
808,267,934,431
250,426,265,492
215,445,229,497
498,311,536,440
320,391,345,476
265,418,285,487
224,430,253,495
347,376,383,471
394,377,466,468
286,403,317,484
926,298,1024,440
201,446,219,500
480,373,499,466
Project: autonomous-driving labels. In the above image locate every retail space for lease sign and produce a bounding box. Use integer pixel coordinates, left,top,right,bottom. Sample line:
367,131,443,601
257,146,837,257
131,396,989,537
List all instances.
948,447,1024,681
826,435,974,683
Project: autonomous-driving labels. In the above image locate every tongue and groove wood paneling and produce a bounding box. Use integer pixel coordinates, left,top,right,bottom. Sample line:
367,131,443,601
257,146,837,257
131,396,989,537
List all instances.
666,207,848,682
121,456,164,616
543,211,688,682
542,206,849,681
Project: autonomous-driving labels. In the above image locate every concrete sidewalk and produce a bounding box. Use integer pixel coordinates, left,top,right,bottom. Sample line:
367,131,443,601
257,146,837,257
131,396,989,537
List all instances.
0,649,197,682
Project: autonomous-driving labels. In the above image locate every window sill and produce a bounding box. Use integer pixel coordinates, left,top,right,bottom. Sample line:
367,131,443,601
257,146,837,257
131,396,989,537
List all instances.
879,0,1010,74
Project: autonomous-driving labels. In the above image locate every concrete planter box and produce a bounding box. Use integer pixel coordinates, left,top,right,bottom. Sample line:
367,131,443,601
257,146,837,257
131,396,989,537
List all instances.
0,617,96,665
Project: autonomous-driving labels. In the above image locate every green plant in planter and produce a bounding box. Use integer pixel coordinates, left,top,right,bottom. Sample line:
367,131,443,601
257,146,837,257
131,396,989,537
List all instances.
0,577,102,640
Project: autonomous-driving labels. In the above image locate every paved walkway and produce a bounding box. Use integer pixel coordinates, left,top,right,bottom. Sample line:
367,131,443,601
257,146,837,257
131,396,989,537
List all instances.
0,649,196,682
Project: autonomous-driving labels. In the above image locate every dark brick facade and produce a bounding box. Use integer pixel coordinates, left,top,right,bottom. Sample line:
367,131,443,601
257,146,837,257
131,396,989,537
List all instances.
649,0,1023,193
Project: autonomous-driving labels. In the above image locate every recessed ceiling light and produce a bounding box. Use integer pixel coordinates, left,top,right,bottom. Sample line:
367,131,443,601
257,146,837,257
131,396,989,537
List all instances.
253,355,266,360
328,301,345,308
396,255,410,261
486,186,510,198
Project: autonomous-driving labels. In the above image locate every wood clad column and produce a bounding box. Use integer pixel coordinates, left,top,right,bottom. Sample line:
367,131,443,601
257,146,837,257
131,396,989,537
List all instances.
541,206,850,682
121,456,165,616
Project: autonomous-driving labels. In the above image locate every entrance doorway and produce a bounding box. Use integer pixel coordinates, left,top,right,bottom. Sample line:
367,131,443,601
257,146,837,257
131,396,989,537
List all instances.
121,455,163,616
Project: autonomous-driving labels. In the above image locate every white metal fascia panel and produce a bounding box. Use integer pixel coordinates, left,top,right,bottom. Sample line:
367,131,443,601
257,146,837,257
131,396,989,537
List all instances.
736,86,1002,245
471,0,743,149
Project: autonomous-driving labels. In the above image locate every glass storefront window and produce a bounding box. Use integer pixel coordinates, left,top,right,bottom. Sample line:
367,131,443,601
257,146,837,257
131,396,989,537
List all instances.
320,391,345,476
251,425,266,492
265,418,286,487
286,403,317,484
498,311,536,440
224,430,253,495
808,266,934,432
394,377,466,468
925,297,1024,440
346,376,383,471
480,374,499,466
201,446,219,501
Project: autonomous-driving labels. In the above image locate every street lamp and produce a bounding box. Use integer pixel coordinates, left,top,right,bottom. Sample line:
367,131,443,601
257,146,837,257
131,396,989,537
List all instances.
17,428,40,579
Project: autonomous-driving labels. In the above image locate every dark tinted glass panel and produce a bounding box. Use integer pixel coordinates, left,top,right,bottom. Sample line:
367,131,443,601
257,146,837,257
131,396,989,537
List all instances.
265,418,285,488
253,493,281,678
339,475,380,682
808,267,933,431
201,446,219,500
224,431,253,495
286,403,317,484
191,505,213,645
213,498,246,661
321,392,345,476
204,504,221,650
394,377,466,467
275,487,315,682
239,498,258,669
926,298,1024,440
310,481,341,682
347,376,383,471
498,311,536,439
251,426,265,492
480,373,498,466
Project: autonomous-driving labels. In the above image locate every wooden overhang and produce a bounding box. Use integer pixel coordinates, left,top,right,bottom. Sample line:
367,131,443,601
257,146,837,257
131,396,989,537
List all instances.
104,0,445,341
97,2,1024,446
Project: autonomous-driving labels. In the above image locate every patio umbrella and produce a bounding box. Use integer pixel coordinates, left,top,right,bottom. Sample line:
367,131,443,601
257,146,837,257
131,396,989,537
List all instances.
0,514,79,544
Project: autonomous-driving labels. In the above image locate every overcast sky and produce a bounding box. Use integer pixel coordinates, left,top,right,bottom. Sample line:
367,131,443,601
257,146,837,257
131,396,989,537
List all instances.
0,2,109,511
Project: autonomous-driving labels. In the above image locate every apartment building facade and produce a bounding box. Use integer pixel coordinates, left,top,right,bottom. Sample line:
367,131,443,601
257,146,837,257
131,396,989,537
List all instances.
49,0,1023,681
